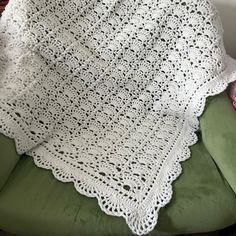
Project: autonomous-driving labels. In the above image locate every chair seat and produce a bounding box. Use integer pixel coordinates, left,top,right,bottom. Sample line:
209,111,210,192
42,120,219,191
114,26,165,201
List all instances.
0,136,236,236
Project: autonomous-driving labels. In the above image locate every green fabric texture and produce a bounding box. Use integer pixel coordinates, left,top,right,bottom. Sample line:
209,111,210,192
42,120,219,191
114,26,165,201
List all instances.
200,92,236,194
0,133,20,190
0,134,236,236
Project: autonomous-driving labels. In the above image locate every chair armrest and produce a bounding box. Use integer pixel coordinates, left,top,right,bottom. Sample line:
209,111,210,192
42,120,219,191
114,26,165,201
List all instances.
200,91,236,194
0,133,20,190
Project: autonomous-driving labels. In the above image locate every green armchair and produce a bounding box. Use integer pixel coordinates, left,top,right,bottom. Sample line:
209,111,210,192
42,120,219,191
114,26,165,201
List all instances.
0,91,235,236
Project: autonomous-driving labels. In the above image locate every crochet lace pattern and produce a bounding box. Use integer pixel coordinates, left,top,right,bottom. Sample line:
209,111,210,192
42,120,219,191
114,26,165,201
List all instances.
0,0,236,235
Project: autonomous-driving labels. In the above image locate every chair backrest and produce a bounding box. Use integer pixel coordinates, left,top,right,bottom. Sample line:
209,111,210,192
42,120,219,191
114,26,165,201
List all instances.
212,0,236,58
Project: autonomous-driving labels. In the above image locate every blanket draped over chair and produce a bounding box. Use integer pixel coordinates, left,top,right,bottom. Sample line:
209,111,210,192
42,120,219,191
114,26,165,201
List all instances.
0,0,236,234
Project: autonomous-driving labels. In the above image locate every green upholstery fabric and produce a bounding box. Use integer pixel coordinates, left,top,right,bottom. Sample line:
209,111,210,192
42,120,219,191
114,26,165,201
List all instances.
0,134,236,236
0,133,20,190
200,92,236,194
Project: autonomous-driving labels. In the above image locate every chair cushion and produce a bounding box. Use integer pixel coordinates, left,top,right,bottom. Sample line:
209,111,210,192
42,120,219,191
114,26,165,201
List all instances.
200,92,236,194
0,133,20,190
0,135,236,236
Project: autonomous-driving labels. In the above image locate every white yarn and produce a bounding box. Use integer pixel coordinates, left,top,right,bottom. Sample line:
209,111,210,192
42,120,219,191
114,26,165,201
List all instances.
0,0,236,235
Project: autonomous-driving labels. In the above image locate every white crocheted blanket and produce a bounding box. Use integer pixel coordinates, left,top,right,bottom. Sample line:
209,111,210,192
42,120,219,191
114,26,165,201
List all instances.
0,0,236,235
